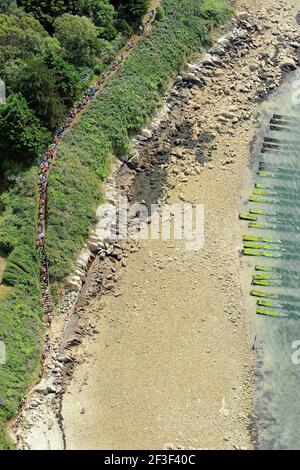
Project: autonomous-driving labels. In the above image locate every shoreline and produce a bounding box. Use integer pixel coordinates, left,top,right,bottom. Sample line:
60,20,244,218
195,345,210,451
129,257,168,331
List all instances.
11,0,300,450
239,67,300,449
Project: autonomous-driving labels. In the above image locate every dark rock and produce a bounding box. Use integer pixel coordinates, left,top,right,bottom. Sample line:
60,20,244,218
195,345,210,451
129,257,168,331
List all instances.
181,73,206,87
57,353,73,364
127,153,140,169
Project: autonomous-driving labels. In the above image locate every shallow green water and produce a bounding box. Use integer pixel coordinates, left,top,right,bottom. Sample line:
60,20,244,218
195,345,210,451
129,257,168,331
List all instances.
241,69,300,450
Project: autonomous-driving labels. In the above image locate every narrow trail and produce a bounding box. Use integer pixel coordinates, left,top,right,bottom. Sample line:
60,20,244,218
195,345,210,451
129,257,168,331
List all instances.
18,5,159,412
36,6,158,323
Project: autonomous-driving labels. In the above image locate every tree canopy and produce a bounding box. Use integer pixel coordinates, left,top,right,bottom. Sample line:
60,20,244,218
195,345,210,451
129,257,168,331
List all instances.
111,0,150,21
0,0,23,15
0,13,49,65
17,0,77,30
0,93,50,164
14,58,69,127
54,13,101,67
0,0,151,161
75,0,115,28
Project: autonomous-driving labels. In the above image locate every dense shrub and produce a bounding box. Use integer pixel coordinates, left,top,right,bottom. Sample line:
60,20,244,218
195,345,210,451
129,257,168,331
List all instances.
1,1,151,159
111,0,150,22
0,13,49,69
76,0,115,29
17,0,77,31
0,0,22,15
0,12,82,130
155,6,165,22
0,93,50,165
54,14,102,67
0,165,43,449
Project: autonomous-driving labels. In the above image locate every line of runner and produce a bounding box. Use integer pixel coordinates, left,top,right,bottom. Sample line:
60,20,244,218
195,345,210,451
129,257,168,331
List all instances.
36,9,157,323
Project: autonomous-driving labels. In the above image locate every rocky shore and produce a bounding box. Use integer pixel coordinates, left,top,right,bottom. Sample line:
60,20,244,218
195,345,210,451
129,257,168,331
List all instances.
10,0,300,450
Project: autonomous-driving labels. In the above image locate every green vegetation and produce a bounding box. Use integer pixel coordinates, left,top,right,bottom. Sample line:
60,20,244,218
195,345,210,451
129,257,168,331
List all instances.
0,10,82,138
0,94,50,165
111,0,150,22
257,308,285,318
47,0,232,284
17,0,147,31
239,213,258,221
0,0,232,449
54,14,103,67
155,5,165,22
0,166,43,450
0,1,151,165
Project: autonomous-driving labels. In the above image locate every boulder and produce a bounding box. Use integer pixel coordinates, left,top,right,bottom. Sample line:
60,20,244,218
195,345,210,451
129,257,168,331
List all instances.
67,275,82,291
181,73,206,87
74,268,86,280
141,129,153,139
127,152,140,169
208,45,225,56
34,379,48,394
202,54,216,68
87,241,100,253
57,353,73,364
281,57,297,70
77,249,91,270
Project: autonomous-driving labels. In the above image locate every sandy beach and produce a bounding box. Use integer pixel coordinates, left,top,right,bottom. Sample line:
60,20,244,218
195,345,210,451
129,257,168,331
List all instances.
12,0,300,450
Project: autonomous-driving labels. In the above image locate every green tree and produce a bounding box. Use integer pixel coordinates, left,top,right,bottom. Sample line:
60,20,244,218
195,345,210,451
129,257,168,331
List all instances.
76,0,114,27
155,6,165,22
17,0,77,30
15,58,67,128
0,13,48,67
126,0,150,18
0,0,23,14
54,13,101,67
111,0,150,21
45,49,82,107
75,0,117,39
0,93,50,163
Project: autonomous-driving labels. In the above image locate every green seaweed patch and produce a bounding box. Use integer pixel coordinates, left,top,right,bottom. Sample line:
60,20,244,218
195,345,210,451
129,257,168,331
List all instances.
239,213,258,221
257,308,286,318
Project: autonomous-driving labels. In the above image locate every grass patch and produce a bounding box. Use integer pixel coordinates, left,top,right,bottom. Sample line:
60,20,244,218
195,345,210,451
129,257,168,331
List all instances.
0,167,44,449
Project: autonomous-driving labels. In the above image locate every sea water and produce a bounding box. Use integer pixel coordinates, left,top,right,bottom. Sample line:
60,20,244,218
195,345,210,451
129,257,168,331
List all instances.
240,69,300,450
